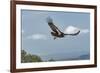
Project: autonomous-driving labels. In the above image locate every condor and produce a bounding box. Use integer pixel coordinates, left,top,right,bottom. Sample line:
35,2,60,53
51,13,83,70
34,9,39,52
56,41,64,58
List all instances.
47,17,80,40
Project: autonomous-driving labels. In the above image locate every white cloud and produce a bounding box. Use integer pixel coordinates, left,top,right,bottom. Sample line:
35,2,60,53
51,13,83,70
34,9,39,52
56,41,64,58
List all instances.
64,26,80,34
64,26,89,34
81,29,89,33
27,34,47,40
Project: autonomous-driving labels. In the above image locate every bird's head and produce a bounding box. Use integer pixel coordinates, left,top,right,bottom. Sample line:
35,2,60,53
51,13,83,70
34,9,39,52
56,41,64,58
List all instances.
46,17,53,23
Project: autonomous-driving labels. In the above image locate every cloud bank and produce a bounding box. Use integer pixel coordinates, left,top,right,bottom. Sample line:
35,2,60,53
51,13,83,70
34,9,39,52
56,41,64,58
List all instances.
81,29,89,34
27,34,47,40
26,26,89,40
64,26,89,34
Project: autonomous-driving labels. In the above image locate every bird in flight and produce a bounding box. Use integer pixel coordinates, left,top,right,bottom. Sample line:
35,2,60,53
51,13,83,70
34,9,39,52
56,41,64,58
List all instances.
46,17,80,40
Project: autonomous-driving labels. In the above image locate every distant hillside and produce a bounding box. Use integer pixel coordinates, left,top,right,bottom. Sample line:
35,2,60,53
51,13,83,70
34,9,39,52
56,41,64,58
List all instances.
79,54,90,59
41,52,90,61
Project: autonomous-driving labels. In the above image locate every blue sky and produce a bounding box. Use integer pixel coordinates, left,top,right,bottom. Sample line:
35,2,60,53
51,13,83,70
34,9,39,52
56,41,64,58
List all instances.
21,9,90,61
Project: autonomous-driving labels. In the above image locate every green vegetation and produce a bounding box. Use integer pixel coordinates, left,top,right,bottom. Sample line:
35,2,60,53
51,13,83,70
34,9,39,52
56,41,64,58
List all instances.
21,50,43,63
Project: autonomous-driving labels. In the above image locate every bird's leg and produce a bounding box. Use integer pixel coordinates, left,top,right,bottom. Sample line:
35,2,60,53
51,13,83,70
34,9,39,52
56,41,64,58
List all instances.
54,37,56,40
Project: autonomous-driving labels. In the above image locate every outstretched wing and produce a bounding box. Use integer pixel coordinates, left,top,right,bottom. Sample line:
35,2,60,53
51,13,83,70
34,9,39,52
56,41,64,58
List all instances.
65,30,80,36
46,17,62,34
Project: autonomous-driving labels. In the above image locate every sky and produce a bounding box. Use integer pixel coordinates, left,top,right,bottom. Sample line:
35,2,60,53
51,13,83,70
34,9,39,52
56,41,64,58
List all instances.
21,9,90,61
